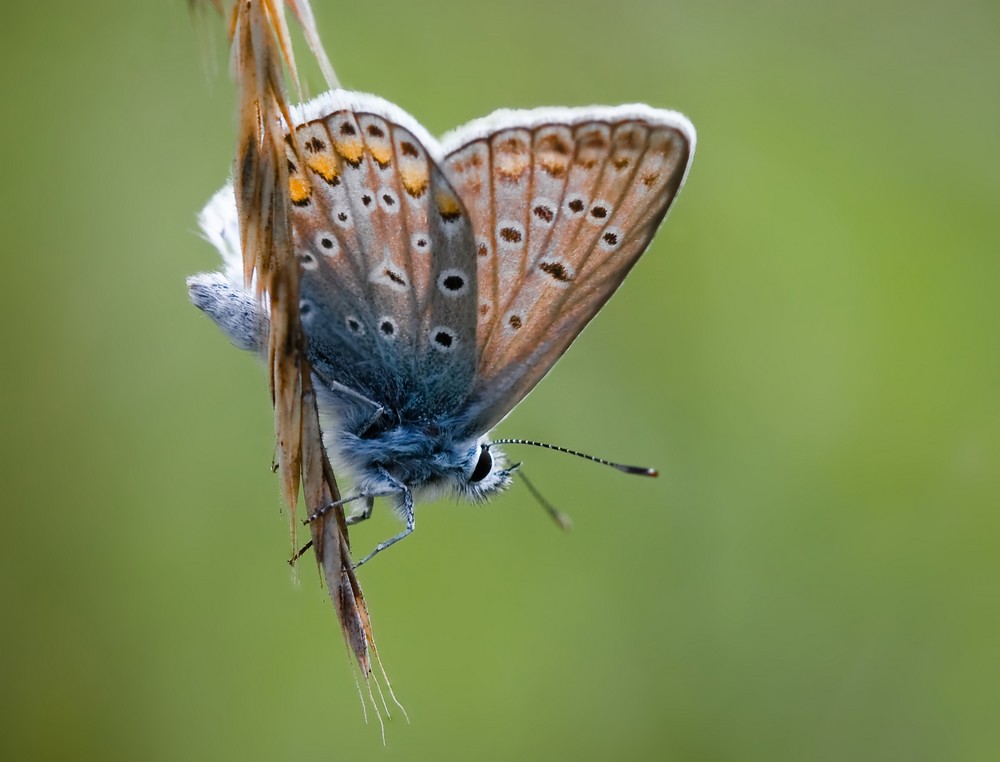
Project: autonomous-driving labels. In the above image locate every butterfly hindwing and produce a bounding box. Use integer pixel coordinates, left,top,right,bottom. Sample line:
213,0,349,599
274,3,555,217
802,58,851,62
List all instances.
286,93,478,418
441,106,695,434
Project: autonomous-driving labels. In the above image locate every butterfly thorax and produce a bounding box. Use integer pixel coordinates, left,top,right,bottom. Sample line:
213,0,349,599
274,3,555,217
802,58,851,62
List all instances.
316,386,514,505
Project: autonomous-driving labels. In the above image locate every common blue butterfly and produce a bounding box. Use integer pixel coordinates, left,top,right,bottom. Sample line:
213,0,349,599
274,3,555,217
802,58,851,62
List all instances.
189,90,695,566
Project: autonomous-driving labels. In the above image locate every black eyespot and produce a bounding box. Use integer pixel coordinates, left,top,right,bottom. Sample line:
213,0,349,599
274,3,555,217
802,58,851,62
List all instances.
470,446,493,483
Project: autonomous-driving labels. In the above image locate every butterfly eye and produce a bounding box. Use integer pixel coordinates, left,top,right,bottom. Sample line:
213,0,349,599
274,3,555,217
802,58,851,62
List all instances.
469,446,493,483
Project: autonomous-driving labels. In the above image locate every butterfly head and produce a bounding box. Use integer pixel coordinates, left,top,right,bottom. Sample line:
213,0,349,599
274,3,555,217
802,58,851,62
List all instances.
453,437,518,503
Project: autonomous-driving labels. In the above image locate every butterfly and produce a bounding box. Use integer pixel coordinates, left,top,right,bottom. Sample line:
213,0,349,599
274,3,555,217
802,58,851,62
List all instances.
188,90,695,566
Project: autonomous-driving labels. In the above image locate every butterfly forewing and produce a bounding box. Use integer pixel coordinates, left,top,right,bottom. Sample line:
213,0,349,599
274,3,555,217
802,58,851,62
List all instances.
441,107,694,434
286,94,479,417
286,125,381,392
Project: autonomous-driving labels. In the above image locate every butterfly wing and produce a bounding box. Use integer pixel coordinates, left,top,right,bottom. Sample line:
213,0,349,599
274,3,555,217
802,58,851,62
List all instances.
285,92,479,420
439,105,696,434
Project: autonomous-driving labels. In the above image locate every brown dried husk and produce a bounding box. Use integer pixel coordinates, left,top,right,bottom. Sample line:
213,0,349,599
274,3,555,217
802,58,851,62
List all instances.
192,0,389,690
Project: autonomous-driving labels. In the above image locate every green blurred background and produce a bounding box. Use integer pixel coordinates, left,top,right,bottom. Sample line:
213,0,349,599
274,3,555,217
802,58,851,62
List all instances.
2,0,998,759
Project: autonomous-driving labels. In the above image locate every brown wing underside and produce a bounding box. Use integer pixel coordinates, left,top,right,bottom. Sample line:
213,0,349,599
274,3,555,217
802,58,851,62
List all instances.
443,115,692,433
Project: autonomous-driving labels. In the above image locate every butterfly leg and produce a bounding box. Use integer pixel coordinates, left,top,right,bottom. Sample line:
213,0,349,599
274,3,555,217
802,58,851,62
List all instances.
304,492,368,524
357,406,388,439
345,496,376,526
353,484,415,569
289,496,373,566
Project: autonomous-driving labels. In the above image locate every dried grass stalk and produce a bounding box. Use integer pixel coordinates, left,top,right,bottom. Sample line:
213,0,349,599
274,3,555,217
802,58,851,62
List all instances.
191,0,387,688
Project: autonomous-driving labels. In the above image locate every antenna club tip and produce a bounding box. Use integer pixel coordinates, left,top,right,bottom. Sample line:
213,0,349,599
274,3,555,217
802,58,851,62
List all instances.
620,464,659,477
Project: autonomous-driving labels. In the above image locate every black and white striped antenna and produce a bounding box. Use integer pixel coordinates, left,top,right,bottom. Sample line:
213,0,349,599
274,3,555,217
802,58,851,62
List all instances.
490,438,658,477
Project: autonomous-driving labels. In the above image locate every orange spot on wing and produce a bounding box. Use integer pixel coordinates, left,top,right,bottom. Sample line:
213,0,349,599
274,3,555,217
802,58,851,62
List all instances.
370,144,392,168
335,138,364,166
497,137,527,154
307,154,340,184
496,154,528,182
289,176,312,204
539,155,567,177
435,190,462,221
401,165,429,197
